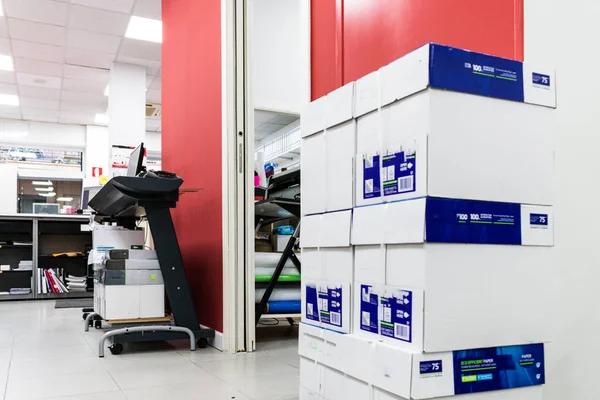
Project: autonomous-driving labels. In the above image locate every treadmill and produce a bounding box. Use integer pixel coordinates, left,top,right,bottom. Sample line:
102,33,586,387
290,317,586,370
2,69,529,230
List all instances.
86,144,214,356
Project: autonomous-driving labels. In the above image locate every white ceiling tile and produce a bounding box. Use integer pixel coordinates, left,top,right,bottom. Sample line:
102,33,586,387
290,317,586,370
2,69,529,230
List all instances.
63,65,109,81
118,38,161,61
146,89,160,102
71,0,136,14
66,29,122,54
4,0,69,26
0,83,18,95
0,19,9,38
0,110,21,120
60,90,105,103
116,55,160,75
133,0,161,20
59,110,94,124
14,58,64,78
0,38,12,55
62,77,106,93
60,100,106,113
18,86,61,100
20,97,60,110
22,114,59,123
12,40,65,63
68,5,130,36
66,48,115,69
16,72,62,90
7,19,67,46
255,110,274,124
21,107,59,118
0,71,16,84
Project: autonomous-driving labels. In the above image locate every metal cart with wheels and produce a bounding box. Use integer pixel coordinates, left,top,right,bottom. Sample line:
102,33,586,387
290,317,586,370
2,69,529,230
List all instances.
84,174,215,357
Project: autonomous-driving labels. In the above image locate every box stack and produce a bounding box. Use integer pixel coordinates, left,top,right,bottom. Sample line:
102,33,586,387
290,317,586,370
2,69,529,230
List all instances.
299,43,556,400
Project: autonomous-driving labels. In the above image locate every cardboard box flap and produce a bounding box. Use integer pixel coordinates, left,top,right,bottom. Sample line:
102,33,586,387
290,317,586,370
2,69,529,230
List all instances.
301,214,322,248
384,199,427,244
352,204,385,244
299,323,326,362
326,82,355,128
301,96,326,138
354,70,380,118
380,43,430,107
320,210,352,247
372,343,413,399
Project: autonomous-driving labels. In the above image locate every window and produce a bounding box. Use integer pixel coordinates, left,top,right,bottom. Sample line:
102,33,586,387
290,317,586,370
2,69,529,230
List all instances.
18,179,82,214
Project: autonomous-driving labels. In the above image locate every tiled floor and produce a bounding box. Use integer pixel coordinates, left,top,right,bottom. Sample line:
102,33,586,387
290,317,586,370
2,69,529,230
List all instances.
0,301,300,400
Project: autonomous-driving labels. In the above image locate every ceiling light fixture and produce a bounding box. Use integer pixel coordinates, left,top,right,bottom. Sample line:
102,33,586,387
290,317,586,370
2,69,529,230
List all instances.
125,16,162,43
35,187,54,192
0,55,13,72
32,180,52,186
0,94,19,107
94,113,109,125
57,197,73,202
39,192,56,197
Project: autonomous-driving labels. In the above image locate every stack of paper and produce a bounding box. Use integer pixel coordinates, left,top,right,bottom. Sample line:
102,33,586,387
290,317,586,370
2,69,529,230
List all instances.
66,275,87,292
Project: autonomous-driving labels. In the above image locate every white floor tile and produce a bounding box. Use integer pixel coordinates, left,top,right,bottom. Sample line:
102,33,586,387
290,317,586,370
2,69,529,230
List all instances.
109,362,215,390
123,382,250,400
44,392,128,400
195,356,299,381
231,372,300,400
5,371,119,400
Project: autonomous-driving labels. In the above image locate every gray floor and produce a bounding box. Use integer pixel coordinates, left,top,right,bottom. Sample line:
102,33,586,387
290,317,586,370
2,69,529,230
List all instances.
0,301,300,400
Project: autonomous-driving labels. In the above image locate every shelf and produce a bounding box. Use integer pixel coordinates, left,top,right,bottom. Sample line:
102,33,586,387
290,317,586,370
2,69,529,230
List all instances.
0,270,32,274
0,244,32,249
37,292,92,300
38,255,87,269
260,313,301,319
0,293,33,301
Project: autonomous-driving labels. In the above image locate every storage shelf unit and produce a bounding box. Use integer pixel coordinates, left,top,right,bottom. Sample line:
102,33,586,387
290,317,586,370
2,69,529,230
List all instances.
0,214,92,301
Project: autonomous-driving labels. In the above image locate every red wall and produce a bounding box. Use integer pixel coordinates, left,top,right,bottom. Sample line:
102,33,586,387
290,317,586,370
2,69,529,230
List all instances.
312,0,524,99
162,0,223,332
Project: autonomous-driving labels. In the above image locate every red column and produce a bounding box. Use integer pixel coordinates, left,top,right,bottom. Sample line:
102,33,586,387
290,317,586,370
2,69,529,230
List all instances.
162,0,223,332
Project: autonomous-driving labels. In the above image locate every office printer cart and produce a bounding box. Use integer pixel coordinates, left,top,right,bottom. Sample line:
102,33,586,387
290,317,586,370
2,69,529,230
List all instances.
83,175,214,357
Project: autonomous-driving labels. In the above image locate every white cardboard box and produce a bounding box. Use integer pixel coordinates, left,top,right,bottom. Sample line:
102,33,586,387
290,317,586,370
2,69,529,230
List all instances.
326,82,354,128
351,199,552,352
325,120,356,212
301,131,327,215
301,280,351,334
301,95,326,138
92,227,145,251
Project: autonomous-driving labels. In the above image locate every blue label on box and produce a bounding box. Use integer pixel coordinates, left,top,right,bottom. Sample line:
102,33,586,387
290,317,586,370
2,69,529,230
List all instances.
363,155,381,199
429,44,525,103
532,72,551,87
453,343,545,394
318,285,343,328
304,284,320,323
420,360,443,377
425,198,522,245
380,289,412,343
359,285,379,334
530,213,548,228
382,150,416,197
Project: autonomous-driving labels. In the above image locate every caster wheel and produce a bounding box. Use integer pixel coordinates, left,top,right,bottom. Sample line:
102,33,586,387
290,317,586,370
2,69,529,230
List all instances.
82,313,89,320
94,320,102,329
109,343,124,355
197,338,209,349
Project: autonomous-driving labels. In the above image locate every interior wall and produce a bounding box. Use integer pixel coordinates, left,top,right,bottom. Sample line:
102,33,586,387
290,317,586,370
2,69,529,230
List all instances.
162,0,224,332
525,1,598,399
311,0,524,99
249,0,310,114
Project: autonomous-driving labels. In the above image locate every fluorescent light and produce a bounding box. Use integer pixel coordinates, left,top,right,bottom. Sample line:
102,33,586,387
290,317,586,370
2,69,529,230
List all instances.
125,16,162,43
35,187,54,192
0,94,18,106
0,2,4,17
94,113,109,124
32,180,52,186
57,197,73,202
0,55,13,72
39,192,56,197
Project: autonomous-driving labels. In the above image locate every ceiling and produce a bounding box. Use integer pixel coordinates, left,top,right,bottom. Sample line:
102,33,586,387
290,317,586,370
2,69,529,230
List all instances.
255,109,298,142
0,0,162,130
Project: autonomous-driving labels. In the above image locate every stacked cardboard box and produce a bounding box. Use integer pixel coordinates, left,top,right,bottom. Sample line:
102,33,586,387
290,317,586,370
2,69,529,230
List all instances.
299,43,555,400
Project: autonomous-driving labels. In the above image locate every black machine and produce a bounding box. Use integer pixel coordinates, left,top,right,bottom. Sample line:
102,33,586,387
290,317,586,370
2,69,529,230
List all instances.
88,163,214,352
127,142,145,177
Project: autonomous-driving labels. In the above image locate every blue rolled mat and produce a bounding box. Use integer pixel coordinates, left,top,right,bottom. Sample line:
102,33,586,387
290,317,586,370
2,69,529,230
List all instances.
265,300,301,314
